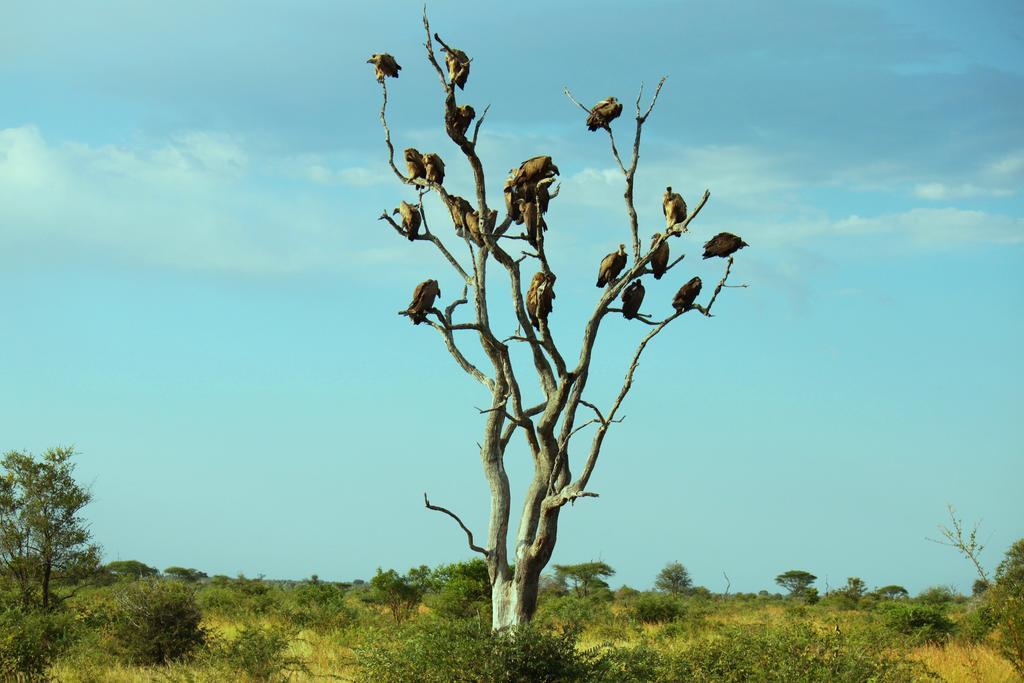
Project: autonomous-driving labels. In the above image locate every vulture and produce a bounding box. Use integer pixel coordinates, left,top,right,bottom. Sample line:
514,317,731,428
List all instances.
511,156,559,187
621,279,645,320
404,148,426,181
536,176,556,214
393,200,421,241
596,244,627,288
422,152,445,185
650,233,670,279
434,33,470,89
663,187,687,230
672,277,702,312
405,279,441,324
464,208,496,247
449,104,476,137
702,232,749,259
526,271,556,331
518,198,545,248
586,97,623,131
447,195,474,238
367,53,401,82
504,174,523,224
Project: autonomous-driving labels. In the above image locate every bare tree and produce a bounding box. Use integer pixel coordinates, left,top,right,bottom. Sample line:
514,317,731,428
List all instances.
370,12,747,629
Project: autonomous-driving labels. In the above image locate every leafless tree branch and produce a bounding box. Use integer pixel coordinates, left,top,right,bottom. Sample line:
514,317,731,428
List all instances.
424,493,489,557
926,504,990,582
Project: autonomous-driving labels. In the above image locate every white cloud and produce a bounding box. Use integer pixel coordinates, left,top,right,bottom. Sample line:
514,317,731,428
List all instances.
912,182,1014,200
0,126,414,273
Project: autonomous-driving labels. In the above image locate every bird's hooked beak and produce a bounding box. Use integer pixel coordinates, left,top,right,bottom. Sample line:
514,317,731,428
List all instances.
551,165,560,175
366,58,373,63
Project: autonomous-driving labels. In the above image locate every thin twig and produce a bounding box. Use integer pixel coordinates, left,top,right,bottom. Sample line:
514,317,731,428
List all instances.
424,493,489,557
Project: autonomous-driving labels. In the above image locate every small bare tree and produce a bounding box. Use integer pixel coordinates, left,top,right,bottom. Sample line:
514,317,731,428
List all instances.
370,12,747,628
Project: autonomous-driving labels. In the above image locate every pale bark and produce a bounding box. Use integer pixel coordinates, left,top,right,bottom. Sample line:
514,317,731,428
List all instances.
374,10,745,628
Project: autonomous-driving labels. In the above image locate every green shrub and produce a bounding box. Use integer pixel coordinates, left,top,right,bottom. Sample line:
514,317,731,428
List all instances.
662,622,934,682
285,582,355,630
880,602,955,645
629,593,684,624
426,559,491,620
0,608,76,680
108,579,206,665
213,623,309,682
536,594,612,629
990,538,1024,676
198,575,278,617
355,619,605,682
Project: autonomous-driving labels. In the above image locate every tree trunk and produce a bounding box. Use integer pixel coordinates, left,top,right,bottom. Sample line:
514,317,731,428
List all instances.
41,561,52,610
491,567,541,629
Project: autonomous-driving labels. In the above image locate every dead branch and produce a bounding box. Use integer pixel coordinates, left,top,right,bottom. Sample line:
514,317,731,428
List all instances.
926,504,990,582
668,189,712,236
692,256,742,317
424,493,489,557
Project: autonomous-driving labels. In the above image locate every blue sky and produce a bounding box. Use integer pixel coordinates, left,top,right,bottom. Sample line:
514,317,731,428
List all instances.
1,0,1022,594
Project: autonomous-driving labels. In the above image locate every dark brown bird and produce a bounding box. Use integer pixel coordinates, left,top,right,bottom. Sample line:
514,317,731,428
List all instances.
702,232,748,259
512,156,559,187
672,277,702,312
596,244,627,287
621,279,645,319
422,152,445,185
405,279,441,324
526,271,556,330
434,33,470,89
586,97,623,131
449,104,476,137
447,195,473,238
518,198,545,248
504,174,523,224
367,53,401,82
404,148,425,181
650,233,670,279
536,176,556,214
663,187,687,230
464,210,484,246
393,201,421,241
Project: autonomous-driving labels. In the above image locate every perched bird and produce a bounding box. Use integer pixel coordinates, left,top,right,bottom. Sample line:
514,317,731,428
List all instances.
535,176,556,214
526,272,556,330
596,244,627,287
518,198,544,248
405,279,441,324
650,233,670,279
702,232,748,259
464,208,496,247
512,156,559,187
393,201,421,241
504,174,523,224
422,152,445,185
434,33,470,89
672,277,702,312
367,53,401,82
446,195,474,237
449,104,476,137
663,187,687,230
404,148,425,181
621,279,645,320
586,97,623,131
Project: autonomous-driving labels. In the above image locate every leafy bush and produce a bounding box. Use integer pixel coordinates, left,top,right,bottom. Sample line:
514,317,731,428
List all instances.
355,619,605,683
213,623,309,682
990,538,1024,676
880,602,955,644
662,622,934,682
629,592,684,624
108,579,206,665
426,559,491,620
0,608,76,680
536,593,612,629
198,575,278,617
917,585,959,606
285,581,354,630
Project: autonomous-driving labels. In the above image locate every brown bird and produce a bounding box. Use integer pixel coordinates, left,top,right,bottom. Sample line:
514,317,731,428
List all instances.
504,174,523,224
650,233,670,279
422,152,445,184
672,277,702,312
586,97,623,131
526,271,556,330
405,279,441,324
518,198,545,248
464,210,484,246
512,156,559,187
393,201,421,241
596,244,627,287
404,148,425,181
449,104,476,137
702,232,748,259
536,176,556,214
446,195,474,238
621,279,645,319
367,53,401,82
434,33,470,89
663,187,687,230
